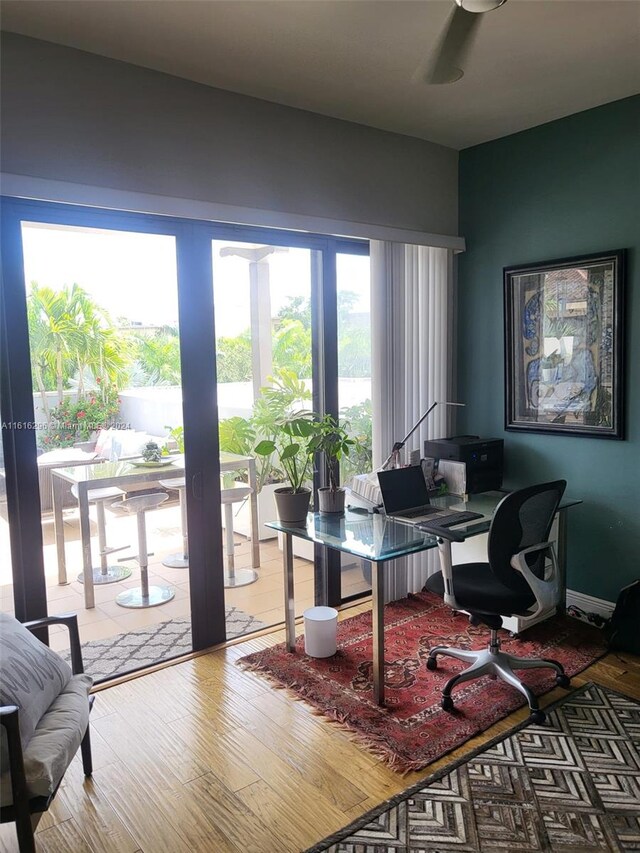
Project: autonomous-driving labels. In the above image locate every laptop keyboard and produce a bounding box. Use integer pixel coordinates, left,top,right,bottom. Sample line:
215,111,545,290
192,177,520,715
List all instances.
418,510,484,528
398,506,438,519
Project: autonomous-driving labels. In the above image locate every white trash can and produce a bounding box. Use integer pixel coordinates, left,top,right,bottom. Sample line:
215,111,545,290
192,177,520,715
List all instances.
303,606,338,658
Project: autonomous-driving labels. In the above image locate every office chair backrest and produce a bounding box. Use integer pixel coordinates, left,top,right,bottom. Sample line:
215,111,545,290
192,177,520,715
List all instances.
488,480,566,592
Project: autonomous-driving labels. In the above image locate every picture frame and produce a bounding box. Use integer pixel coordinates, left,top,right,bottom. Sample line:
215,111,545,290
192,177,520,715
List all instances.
504,250,625,439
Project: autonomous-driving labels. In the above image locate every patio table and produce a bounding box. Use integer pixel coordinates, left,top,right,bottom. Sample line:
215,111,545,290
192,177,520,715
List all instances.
52,452,260,608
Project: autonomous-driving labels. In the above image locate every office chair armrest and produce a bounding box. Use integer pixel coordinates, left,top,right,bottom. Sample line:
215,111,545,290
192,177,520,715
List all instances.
510,541,559,618
417,524,467,543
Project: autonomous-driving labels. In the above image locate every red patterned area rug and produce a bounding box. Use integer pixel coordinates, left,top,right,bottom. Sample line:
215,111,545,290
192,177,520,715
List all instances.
238,591,606,772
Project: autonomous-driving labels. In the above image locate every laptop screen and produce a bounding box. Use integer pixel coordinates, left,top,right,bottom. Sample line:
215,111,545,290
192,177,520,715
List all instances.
377,466,430,514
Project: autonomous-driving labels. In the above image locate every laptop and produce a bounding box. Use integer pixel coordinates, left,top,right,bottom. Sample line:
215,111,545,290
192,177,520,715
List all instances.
377,465,447,523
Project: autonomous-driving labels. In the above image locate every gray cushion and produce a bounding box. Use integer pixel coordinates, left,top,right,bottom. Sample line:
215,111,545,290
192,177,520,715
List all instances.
0,614,72,752
0,674,92,806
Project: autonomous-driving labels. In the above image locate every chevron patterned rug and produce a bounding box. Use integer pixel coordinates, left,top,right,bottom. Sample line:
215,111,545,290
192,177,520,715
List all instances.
66,608,264,681
306,683,640,852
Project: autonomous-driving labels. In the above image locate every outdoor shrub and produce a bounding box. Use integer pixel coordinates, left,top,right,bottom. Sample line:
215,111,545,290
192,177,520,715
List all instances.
42,382,122,448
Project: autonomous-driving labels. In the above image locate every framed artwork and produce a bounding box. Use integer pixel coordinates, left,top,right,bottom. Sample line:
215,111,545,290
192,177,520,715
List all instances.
504,250,626,439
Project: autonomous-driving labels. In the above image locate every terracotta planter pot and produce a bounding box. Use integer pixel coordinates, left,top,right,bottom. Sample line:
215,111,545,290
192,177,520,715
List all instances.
274,486,311,525
317,486,346,515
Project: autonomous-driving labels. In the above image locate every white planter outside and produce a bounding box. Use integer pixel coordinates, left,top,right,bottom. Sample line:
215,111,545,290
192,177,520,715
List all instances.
230,482,280,541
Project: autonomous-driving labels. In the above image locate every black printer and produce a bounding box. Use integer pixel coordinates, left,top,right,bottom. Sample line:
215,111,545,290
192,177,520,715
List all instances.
423,435,504,494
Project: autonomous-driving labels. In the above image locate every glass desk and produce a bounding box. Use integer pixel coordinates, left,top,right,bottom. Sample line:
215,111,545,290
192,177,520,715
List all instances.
267,491,581,706
52,451,259,609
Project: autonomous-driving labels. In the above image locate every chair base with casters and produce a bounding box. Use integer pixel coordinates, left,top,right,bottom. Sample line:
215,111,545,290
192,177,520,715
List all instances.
158,477,189,568
424,479,571,725
71,484,132,585
112,493,176,608
425,615,570,725
222,482,257,588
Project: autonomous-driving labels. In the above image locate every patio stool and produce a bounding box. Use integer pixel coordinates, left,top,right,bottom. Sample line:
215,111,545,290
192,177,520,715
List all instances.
158,477,188,568
112,492,176,608
222,482,258,588
71,484,132,585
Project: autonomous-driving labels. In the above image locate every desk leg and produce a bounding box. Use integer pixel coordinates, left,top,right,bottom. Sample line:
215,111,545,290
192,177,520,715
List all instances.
369,560,385,706
248,459,260,569
78,489,95,609
53,475,68,585
556,508,568,615
283,532,295,652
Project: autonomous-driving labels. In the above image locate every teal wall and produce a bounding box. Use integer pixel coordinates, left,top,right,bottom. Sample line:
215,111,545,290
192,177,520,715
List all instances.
458,95,639,602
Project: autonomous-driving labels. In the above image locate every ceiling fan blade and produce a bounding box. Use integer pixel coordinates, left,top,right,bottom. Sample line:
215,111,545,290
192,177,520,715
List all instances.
424,5,483,84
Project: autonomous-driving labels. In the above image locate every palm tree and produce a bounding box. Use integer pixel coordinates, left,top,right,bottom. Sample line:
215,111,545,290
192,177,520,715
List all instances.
129,329,181,386
67,288,129,396
27,282,128,416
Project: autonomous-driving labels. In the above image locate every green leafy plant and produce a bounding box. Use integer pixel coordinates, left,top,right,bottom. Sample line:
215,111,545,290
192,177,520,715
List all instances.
165,425,185,454
247,369,312,489
142,441,162,462
215,333,252,383
217,415,256,487
128,327,181,386
165,369,313,490
338,399,372,482
308,414,354,491
27,282,128,417
218,416,255,457
254,412,318,494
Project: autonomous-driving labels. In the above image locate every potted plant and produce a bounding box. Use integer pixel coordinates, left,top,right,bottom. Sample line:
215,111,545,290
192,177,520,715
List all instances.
222,369,313,534
254,412,317,525
309,414,354,514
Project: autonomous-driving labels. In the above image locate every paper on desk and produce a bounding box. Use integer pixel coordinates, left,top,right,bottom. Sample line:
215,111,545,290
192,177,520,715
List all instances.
437,459,467,497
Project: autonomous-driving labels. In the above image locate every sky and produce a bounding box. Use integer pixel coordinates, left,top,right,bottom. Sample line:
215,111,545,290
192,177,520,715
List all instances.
21,223,369,338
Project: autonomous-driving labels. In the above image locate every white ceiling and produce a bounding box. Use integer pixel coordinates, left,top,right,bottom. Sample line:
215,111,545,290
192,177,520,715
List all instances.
2,0,639,149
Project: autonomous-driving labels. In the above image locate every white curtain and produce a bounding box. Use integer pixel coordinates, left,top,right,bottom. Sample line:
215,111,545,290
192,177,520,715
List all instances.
370,241,456,601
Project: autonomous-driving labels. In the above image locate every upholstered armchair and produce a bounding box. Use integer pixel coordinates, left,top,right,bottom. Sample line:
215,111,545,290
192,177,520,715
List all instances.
0,614,93,852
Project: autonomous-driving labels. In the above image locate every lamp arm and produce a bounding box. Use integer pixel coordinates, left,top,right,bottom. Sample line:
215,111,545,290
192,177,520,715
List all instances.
380,402,439,470
380,401,464,471
397,402,439,448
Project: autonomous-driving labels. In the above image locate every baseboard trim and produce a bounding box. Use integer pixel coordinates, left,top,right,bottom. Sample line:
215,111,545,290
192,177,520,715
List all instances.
566,589,615,619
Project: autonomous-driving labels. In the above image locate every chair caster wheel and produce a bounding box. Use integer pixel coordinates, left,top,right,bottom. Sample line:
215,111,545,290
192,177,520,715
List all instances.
441,695,454,712
556,674,571,689
426,657,438,671
530,709,546,725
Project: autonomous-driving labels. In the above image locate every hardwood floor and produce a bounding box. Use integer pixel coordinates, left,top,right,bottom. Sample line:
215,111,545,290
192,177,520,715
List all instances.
2,606,639,853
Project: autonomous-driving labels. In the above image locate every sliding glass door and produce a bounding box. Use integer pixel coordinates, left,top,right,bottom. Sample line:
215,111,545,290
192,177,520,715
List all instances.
211,238,318,632
1,197,369,679
18,221,197,676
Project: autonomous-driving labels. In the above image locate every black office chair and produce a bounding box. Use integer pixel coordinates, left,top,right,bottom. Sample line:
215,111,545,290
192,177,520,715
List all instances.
424,480,570,724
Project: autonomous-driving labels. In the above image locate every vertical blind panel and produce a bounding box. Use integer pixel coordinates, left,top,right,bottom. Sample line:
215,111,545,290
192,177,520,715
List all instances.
370,241,454,601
